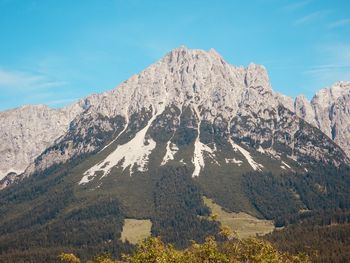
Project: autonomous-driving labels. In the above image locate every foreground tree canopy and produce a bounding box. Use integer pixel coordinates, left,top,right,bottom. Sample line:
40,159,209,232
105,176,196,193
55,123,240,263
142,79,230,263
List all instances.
59,235,310,263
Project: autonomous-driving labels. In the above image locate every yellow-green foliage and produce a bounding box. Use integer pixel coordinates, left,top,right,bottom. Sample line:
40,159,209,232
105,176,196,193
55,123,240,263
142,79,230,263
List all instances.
222,238,309,263
122,237,184,263
91,254,116,263
58,253,81,263
60,236,310,263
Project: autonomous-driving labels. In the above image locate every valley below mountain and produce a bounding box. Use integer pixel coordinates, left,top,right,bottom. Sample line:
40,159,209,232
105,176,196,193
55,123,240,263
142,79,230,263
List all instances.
0,47,350,262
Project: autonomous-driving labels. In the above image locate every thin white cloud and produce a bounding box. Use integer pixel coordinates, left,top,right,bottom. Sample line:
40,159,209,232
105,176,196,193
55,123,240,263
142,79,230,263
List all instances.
328,18,350,29
305,68,350,86
284,0,312,11
294,11,326,25
303,43,350,86
304,64,350,74
322,43,350,62
0,68,66,91
0,69,42,87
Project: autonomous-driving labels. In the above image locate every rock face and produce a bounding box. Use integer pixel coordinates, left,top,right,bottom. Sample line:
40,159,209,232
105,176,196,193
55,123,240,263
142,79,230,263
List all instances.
0,101,88,185
1,47,350,189
294,81,350,157
21,48,350,180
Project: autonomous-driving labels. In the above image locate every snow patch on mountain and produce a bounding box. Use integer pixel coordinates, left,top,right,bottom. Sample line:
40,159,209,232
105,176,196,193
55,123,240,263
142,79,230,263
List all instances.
161,141,179,165
229,139,263,171
225,158,243,165
79,105,164,184
192,139,217,177
192,107,218,177
99,116,129,153
257,146,265,154
281,161,291,169
266,148,281,160
0,169,23,181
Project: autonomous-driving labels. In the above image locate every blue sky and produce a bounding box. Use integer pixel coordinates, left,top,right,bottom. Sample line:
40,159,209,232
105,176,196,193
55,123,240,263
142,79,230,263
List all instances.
0,0,350,111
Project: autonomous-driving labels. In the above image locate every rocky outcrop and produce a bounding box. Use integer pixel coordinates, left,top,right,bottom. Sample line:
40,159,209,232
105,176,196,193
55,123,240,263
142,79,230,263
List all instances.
1,47,349,189
0,101,88,181
294,81,350,157
22,47,349,182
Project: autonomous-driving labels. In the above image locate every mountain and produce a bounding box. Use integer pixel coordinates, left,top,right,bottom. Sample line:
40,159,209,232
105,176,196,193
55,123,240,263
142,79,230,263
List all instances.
295,81,350,157
0,102,89,188
1,49,350,191
0,47,349,262
2,47,349,188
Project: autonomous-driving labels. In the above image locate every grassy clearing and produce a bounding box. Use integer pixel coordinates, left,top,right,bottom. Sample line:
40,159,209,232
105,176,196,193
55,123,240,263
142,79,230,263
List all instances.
203,196,274,239
121,219,152,244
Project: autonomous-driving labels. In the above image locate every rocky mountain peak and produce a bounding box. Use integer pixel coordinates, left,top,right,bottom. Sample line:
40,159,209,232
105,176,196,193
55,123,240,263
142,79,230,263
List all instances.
93,47,275,123
162,46,225,64
294,95,317,126
1,48,350,189
311,81,350,154
312,81,350,107
245,63,272,91
208,48,223,58
293,81,350,157
0,102,86,182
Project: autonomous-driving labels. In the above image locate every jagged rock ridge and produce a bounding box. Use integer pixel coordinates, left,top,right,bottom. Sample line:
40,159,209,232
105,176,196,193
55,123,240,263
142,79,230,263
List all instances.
294,81,350,157
1,47,349,189
0,100,91,187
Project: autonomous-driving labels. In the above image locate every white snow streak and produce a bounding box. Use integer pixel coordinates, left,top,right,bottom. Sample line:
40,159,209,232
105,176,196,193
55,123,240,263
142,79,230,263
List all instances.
229,138,263,171
225,158,243,166
161,141,179,165
281,161,291,169
98,116,129,153
257,146,265,154
161,106,181,166
192,106,217,177
79,105,164,185
192,138,216,177
0,169,23,180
